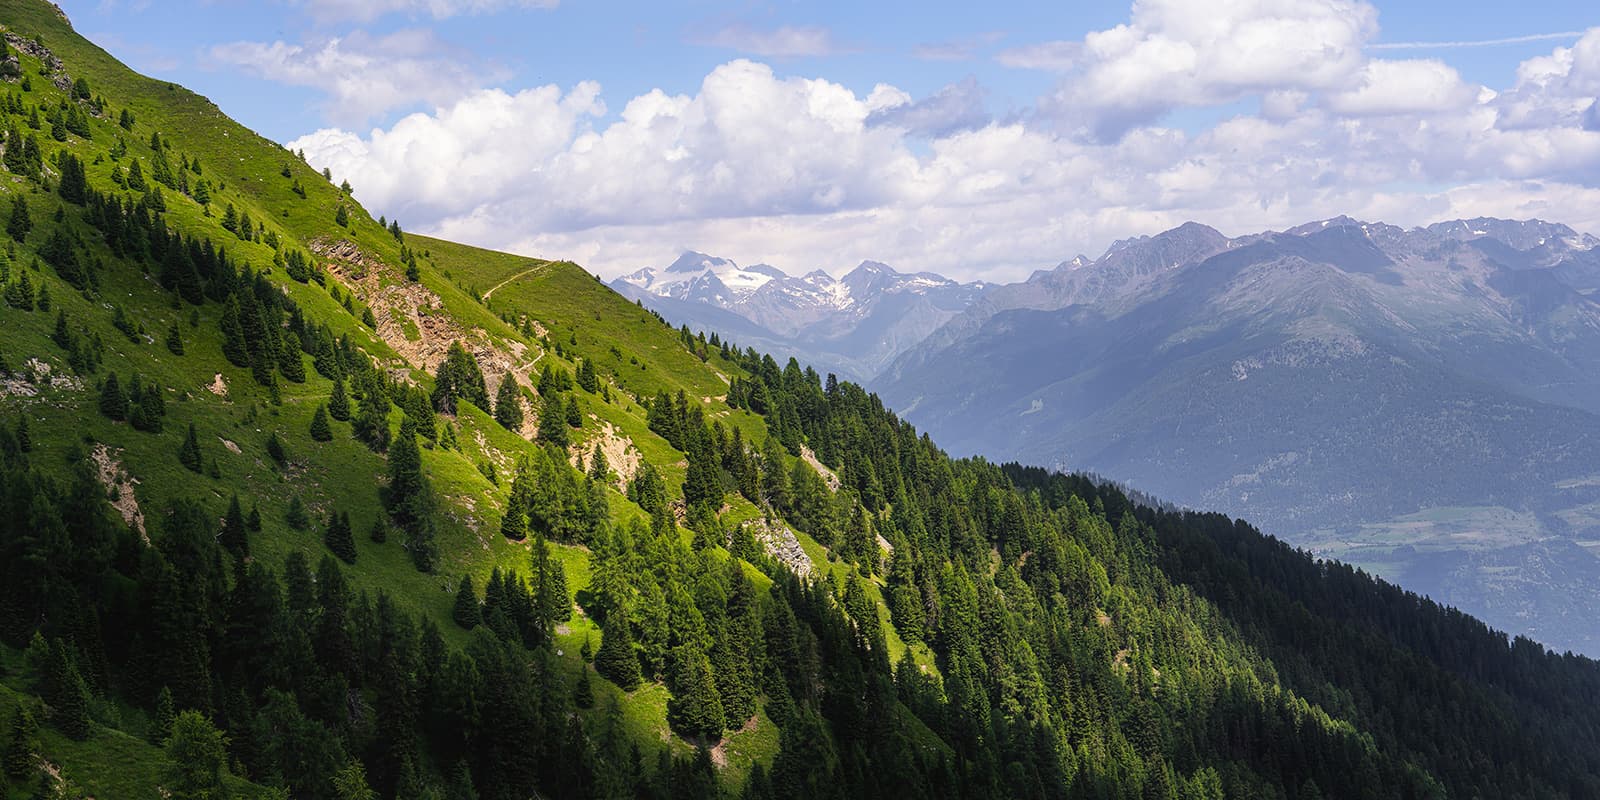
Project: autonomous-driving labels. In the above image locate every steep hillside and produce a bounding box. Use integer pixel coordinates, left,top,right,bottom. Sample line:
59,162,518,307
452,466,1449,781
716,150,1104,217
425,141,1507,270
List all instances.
879,217,1600,655
2,4,1600,800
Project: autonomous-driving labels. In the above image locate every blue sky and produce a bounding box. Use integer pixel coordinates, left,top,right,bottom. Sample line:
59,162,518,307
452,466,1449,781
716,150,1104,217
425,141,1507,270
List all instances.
57,0,1600,280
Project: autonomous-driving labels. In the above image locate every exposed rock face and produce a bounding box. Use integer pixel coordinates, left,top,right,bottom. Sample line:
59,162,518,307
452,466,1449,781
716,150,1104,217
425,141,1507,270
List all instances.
2,32,74,91
744,517,811,577
312,237,536,397
90,443,145,541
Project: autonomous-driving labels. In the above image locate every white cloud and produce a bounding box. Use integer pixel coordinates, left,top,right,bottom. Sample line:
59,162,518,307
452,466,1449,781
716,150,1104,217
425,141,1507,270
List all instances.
1032,0,1379,139
697,25,845,58
867,77,990,138
286,23,1600,284
286,0,557,24
211,29,504,125
1323,59,1477,116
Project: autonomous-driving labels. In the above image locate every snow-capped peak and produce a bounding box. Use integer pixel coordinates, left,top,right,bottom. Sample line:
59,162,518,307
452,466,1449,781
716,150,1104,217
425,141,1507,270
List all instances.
619,251,789,303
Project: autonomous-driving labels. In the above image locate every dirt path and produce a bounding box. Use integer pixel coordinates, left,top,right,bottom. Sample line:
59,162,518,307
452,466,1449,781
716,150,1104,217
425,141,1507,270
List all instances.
483,265,544,301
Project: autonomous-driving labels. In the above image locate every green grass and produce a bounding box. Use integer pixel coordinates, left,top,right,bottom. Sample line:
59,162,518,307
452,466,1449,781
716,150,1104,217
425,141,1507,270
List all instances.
0,3,930,787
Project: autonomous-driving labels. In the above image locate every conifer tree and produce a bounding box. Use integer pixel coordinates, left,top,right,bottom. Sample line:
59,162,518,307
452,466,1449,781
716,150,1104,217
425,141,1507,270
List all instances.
164,712,227,800
220,494,249,558
334,203,349,227
494,372,522,431
324,510,357,564
537,395,569,448
500,507,525,541
3,707,37,781
149,687,175,746
266,431,286,465
286,495,310,530
666,646,724,742
164,321,184,355
178,422,202,473
328,375,350,421
48,641,91,740
98,372,128,420
574,667,595,709
452,575,480,630
310,404,333,441
7,195,30,242
219,296,248,367
577,358,600,393
566,395,583,428
332,760,377,800
596,607,641,691
368,516,388,544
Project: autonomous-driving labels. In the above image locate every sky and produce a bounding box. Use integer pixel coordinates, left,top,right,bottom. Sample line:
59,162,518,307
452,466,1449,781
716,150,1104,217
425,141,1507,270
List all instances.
60,0,1600,282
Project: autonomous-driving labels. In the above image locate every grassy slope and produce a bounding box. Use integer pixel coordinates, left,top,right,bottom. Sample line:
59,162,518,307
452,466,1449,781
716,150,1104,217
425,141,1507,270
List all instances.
0,0,936,789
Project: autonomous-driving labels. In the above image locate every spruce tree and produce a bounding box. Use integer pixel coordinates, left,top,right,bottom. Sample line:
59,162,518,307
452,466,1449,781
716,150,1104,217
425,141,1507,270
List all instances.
98,372,128,420
3,707,37,781
452,575,480,629
596,607,641,691
574,667,596,709
48,642,92,741
332,760,377,800
499,507,525,541
178,423,202,473
164,321,184,355
666,646,724,742
149,687,175,746
164,711,227,800
565,394,583,428
328,376,350,421
266,431,286,464
368,516,388,544
219,296,248,367
310,404,333,441
494,372,522,431
538,396,569,448
7,195,29,242
220,494,249,558
324,510,357,564
286,495,310,530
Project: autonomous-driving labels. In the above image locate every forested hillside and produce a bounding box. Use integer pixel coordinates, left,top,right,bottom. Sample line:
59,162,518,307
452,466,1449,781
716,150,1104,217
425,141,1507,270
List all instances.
0,2,1598,799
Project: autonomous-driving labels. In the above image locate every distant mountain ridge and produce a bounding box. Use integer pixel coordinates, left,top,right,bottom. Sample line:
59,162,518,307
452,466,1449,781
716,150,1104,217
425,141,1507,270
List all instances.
613,252,987,379
877,214,1600,655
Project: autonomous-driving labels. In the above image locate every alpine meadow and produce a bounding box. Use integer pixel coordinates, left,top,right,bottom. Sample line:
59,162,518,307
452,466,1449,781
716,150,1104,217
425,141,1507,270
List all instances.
2,2,1600,800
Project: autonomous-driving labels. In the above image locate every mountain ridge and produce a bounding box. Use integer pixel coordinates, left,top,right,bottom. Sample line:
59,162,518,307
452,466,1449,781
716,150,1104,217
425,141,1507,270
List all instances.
878,212,1600,655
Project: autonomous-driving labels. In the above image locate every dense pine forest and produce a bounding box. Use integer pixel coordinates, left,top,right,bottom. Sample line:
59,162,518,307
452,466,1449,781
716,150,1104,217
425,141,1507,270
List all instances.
0,2,1598,798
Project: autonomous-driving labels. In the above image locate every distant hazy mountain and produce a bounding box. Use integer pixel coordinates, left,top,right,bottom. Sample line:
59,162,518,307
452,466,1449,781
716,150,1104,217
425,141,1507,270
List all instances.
613,252,987,380
878,216,1600,654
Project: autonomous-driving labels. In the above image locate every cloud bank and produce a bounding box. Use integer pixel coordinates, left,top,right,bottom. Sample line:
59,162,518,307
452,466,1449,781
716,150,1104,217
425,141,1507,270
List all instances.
282,3,1600,281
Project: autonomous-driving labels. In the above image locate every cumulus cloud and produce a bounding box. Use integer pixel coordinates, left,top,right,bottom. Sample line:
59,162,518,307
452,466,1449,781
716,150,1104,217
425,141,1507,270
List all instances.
1031,0,1378,139
867,77,990,138
1322,58,1477,116
697,25,846,58
286,17,1600,283
211,29,505,125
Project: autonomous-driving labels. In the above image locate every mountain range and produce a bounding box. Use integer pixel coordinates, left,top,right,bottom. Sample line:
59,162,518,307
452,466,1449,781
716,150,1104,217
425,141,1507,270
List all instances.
613,252,986,380
6,1,1600,797
613,219,1600,653
876,215,1600,654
